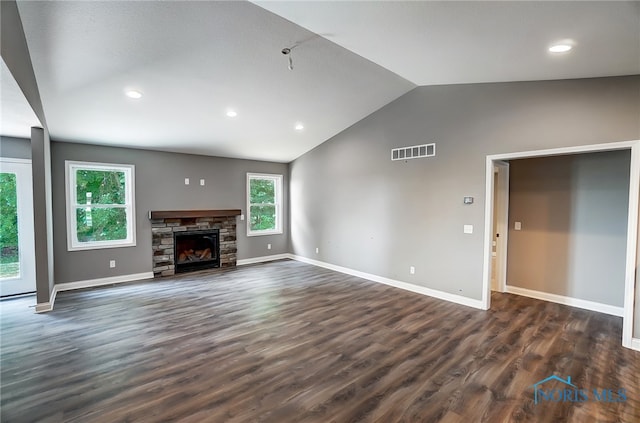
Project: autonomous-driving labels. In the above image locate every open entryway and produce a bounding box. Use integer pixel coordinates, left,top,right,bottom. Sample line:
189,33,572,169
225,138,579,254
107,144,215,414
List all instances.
0,158,36,297
482,140,640,350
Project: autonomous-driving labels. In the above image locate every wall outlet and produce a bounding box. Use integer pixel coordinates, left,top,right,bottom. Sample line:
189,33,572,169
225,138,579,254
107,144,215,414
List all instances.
184,178,190,185
109,260,116,268
200,179,205,186
315,247,319,254
410,266,415,275
240,214,244,221
267,243,272,250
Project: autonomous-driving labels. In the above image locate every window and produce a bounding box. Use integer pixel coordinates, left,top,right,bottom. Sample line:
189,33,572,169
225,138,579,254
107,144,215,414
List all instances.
247,173,283,236
65,161,135,251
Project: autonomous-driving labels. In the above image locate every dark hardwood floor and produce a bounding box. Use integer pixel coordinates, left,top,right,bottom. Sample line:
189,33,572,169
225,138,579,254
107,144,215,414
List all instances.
1,260,638,422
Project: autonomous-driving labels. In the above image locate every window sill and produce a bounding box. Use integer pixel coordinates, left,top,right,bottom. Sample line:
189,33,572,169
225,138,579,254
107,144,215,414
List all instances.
67,240,136,252
246,230,283,237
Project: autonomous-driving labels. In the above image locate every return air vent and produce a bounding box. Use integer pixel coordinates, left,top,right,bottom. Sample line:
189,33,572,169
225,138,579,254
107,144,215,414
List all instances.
391,143,435,161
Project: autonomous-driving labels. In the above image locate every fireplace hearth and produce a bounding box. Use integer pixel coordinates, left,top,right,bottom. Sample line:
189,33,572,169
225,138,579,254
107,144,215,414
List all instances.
174,229,220,273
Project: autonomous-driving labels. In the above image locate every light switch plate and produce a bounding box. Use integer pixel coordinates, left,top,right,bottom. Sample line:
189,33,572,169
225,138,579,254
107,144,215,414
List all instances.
184,178,190,185
200,179,205,186
515,221,522,230
463,224,473,234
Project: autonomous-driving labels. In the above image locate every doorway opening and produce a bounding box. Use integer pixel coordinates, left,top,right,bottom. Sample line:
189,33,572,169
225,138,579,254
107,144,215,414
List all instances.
482,140,640,350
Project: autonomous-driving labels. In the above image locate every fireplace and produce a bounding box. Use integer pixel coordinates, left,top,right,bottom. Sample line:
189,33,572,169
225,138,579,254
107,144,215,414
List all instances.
150,209,240,278
174,229,220,273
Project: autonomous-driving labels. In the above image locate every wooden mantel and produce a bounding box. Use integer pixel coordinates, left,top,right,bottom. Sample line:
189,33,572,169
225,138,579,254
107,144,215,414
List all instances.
148,209,242,219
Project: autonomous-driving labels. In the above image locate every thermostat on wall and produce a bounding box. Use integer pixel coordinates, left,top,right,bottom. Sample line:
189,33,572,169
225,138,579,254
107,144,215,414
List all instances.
463,196,474,204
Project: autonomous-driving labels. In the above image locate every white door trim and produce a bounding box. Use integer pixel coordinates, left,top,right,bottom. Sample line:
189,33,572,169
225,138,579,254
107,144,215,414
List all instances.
493,161,509,293
0,158,36,296
482,140,640,350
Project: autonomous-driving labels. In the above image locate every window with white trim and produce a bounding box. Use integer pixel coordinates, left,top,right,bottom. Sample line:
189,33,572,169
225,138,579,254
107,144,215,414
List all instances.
247,173,283,236
65,161,136,251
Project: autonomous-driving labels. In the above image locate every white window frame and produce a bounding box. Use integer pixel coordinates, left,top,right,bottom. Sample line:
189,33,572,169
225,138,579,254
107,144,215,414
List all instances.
246,173,283,237
65,160,136,251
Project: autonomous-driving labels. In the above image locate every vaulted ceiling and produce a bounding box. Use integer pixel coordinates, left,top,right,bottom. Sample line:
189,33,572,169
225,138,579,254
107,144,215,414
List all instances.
4,1,639,162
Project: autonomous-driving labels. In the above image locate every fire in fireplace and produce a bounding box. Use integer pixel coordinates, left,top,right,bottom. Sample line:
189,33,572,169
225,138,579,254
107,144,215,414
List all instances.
174,229,220,273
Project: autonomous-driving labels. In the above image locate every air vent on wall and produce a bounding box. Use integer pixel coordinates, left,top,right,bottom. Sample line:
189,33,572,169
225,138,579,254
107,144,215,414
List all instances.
391,143,435,161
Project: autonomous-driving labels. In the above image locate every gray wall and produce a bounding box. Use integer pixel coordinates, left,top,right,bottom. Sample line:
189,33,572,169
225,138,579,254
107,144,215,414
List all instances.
51,142,289,284
507,151,630,307
289,76,639,308
0,136,31,159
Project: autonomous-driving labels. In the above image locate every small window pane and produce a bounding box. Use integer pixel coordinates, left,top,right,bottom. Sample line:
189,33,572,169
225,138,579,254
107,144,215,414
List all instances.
392,150,399,160
250,178,275,204
76,207,128,242
76,170,126,205
419,146,427,156
413,147,419,156
249,205,276,231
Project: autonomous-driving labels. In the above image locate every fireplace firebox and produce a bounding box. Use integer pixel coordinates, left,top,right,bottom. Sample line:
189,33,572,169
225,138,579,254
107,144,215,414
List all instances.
174,229,220,273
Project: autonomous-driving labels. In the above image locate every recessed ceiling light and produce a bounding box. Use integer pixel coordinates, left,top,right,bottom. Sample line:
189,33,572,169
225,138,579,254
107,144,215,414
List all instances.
549,44,572,53
226,109,238,118
125,90,143,99
294,123,304,131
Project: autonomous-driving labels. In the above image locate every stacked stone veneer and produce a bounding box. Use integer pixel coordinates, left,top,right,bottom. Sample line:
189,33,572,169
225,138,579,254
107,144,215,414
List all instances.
151,216,237,277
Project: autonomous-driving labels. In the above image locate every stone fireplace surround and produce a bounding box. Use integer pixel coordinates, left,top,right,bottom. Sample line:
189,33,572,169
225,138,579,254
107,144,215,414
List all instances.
150,210,240,277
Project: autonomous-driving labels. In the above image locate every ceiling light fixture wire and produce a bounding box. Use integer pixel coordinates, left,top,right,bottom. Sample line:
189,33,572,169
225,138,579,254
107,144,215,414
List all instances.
281,45,297,71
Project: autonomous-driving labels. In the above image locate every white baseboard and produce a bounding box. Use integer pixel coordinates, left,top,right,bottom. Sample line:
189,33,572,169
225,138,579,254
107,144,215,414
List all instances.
505,285,624,317
55,272,154,293
237,253,292,266
35,303,52,313
35,285,58,313
631,338,640,352
289,254,484,310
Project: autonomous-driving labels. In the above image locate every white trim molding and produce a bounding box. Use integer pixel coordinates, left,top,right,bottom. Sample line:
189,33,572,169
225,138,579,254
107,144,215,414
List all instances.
290,255,484,310
505,285,624,317
65,160,136,251
35,302,53,313
237,254,291,266
35,285,58,313
55,272,154,293
0,157,32,164
631,338,640,352
622,143,640,348
246,172,284,237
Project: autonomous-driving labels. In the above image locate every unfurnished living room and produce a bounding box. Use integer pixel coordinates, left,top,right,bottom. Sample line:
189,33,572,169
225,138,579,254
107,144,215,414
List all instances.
1,1,639,422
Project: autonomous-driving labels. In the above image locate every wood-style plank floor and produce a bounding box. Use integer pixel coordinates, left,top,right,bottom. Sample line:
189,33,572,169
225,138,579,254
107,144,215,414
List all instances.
1,260,638,422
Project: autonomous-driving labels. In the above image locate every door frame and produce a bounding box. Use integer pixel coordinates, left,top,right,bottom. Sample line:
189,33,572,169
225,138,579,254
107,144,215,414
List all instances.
492,161,509,293
482,140,640,350
0,157,36,296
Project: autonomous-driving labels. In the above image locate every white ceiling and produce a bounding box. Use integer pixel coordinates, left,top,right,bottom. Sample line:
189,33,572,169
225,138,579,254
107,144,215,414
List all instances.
257,1,640,86
14,1,413,162
7,1,640,163
0,58,41,139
